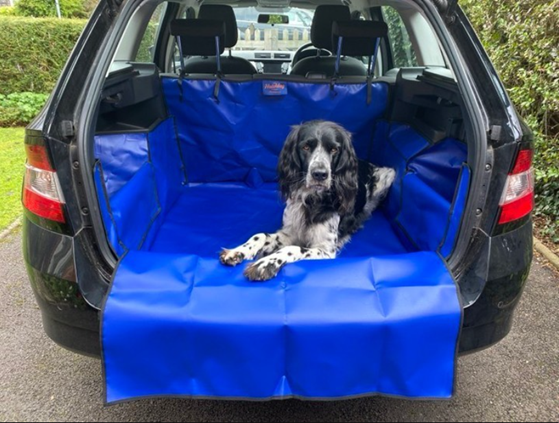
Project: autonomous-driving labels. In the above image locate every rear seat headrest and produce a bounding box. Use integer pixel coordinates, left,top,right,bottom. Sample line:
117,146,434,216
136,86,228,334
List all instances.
170,19,225,56
332,21,388,56
311,5,351,49
199,4,238,48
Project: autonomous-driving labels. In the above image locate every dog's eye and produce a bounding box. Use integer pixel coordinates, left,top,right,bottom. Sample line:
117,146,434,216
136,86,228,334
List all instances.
331,148,338,154
302,145,311,151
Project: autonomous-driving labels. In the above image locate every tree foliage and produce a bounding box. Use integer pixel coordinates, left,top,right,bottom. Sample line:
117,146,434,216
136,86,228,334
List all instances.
462,0,559,232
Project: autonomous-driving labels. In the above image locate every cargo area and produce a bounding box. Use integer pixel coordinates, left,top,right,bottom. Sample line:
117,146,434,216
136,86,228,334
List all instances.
93,64,470,401
94,66,469,261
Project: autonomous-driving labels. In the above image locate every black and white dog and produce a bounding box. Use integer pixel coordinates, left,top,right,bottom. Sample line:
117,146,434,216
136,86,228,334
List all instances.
220,120,396,281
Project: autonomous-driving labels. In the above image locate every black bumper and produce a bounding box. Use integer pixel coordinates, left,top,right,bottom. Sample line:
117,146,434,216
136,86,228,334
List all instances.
23,216,101,357
23,216,532,358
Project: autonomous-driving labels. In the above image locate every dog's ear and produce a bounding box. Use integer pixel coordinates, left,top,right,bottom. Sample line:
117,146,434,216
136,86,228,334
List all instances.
332,125,358,215
278,125,303,200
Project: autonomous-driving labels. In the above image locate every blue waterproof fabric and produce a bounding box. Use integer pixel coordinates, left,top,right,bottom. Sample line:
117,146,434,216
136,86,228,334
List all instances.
441,166,471,257
96,79,468,402
161,77,388,182
94,132,149,197
145,182,408,257
94,162,160,256
104,250,460,402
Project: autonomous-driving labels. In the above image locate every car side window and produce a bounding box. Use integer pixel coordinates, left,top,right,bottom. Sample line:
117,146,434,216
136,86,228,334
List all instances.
134,2,167,62
381,6,419,68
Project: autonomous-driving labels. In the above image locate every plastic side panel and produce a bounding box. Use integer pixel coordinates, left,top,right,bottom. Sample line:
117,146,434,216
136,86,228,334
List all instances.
94,132,149,197
107,162,160,253
441,165,471,257
162,78,388,182
103,250,460,402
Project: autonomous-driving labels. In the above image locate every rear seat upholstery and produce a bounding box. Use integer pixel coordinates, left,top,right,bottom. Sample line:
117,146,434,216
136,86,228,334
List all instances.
173,5,257,75
290,5,368,77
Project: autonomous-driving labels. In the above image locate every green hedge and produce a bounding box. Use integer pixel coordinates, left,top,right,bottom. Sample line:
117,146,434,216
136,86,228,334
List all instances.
0,16,86,96
14,0,88,19
462,0,559,235
0,7,16,16
0,92,49,127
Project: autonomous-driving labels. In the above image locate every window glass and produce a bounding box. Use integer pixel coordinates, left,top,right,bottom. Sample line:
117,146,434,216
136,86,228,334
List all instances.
134,2,167,62
381,6,419,68
233,7,314,51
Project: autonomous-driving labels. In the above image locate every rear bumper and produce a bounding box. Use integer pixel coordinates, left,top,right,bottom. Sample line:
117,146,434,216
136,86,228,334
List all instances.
22,215,100,357
23,215,532,358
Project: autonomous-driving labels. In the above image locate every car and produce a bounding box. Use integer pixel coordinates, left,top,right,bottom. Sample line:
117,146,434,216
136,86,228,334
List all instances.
22,0,534,401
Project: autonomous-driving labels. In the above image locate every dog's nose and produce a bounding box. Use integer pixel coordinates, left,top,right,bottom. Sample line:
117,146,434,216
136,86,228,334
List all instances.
312,170,328,181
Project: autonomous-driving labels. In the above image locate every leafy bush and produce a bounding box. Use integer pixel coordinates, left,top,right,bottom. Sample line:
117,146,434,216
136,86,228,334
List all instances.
0,92,49,126
14,0,87,19
135,22,158,63
383,6,418,68
0,16,85,96
0,6,16,16
461,0,559,233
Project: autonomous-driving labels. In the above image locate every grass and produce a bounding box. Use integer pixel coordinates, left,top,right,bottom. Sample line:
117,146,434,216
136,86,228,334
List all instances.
0,128,25,230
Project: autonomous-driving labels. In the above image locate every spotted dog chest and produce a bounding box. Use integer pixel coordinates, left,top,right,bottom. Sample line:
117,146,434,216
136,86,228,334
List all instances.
281,199,341,248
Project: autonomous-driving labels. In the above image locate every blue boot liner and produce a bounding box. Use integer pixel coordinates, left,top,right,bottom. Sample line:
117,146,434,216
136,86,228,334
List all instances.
95,79,468,403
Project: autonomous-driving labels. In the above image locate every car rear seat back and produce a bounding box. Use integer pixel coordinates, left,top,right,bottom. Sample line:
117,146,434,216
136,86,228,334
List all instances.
177,4,256,75
290,5,367,78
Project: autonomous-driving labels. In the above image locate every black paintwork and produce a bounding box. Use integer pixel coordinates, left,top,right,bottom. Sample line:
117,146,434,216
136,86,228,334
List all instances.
22,0,534,358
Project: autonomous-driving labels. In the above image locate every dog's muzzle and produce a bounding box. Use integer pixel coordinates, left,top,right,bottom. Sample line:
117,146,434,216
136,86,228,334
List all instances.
307,149,331,190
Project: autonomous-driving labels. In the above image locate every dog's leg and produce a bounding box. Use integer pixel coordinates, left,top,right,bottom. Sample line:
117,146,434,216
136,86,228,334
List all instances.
363,166,396,215
244,245,335,282
219,231,291,266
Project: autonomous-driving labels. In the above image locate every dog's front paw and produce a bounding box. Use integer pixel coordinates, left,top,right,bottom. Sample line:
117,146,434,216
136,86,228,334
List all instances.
219,249,245,266
244,257,282,282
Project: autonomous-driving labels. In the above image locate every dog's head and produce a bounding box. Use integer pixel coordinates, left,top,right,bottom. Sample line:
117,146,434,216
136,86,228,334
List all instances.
278,120,358,214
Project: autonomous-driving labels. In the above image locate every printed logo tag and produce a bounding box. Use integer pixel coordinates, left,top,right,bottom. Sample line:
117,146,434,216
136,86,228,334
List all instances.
263,81,287,96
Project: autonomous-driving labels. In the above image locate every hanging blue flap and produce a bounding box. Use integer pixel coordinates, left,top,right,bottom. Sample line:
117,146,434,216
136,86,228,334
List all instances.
94,163,124,256
397,139,467,251
146,118,184,212
94,132,149,197
103,250,460,402
441,165,471,257
95,161,160,253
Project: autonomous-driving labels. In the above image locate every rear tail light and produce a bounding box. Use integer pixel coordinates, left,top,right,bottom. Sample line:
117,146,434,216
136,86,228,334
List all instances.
498,149,534,224
22,143,66,223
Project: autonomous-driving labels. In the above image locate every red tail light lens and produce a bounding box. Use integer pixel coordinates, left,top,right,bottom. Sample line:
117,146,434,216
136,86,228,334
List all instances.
25,144,53,171
498,148,534,225
22,143,66,223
